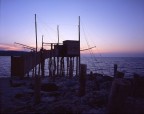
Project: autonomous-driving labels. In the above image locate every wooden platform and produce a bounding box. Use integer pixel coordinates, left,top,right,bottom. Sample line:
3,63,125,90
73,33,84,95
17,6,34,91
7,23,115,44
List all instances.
0,40,80,78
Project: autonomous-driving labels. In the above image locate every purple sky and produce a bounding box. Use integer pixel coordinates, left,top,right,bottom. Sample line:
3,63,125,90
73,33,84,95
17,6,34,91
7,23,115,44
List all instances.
0,0,144,56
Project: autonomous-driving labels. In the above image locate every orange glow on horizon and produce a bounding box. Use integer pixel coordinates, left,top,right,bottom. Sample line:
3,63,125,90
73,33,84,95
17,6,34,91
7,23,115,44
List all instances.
0,43,43,51
1,43,144,55
0,44,25,51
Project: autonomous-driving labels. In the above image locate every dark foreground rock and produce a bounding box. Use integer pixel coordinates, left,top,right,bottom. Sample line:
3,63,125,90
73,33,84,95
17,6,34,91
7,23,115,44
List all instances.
0,74,144,113
41,83,59,92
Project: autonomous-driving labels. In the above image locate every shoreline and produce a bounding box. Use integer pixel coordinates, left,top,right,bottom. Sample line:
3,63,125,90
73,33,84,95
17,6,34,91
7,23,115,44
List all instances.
1,74,144,113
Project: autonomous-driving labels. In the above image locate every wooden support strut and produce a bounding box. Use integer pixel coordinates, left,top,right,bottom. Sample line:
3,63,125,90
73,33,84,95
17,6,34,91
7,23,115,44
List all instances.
67,57,69,77
57,57,59,76
69,57,73,78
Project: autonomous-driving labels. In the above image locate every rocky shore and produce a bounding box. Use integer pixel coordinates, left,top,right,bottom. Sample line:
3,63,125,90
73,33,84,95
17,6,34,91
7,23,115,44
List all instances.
0,73,144,113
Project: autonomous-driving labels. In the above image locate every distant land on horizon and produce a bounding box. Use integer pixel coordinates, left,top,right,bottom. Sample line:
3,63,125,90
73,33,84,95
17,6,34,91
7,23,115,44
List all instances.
0,50,29,56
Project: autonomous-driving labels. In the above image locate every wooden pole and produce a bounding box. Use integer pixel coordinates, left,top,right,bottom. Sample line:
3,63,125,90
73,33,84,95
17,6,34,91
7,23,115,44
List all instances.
78,16,80,76
34,14,37,75
72,57,74,77
76,57,78,76
62,57,65,76
57,56,59,76
67,57,69,77
53,56,56,78
49,43,53,77
42,35,43,49
69,57,73,78
57,25,59,44
34,14,41,104
57,25,59,76
35,14,37,75
41,35,44,77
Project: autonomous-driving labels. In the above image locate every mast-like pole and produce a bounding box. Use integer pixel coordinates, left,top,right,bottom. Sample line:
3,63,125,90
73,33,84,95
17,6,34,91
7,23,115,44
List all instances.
42,35,43,49
35,14,38,76
79,16,80,43
35,14,38,52
34,14,41,104
57,25,59,44
78,16,80,76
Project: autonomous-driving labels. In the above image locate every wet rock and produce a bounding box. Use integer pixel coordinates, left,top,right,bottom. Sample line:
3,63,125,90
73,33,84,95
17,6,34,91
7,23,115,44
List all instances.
107,78,131,114
10,79,25,87
87,108,106,114
88,71,96,80
51,105,73,114
100,81,112,91
48,91,61,97
88,91,108,107
41,83,58,92
116,71,125,78
133,74,144,98
41,96,56,102
15,93,24,99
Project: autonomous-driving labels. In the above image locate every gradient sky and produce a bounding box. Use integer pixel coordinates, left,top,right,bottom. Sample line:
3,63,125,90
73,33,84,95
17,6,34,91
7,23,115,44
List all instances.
0,0,144,56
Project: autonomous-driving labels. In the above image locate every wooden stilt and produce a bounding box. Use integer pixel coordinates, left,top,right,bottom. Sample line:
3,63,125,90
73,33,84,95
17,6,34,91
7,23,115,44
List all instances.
69,57,73,78
62,57,65,76
76,57,78,76
72,57,74,76
52,57,56,81
67,57,69,77
57,57,59,76
40,45,45,77
60,57,63,76
49,58,51,77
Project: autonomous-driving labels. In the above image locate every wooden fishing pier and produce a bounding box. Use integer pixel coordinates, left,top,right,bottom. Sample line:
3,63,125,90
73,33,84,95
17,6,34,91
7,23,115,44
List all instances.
0,15,81,78
10,40,80,78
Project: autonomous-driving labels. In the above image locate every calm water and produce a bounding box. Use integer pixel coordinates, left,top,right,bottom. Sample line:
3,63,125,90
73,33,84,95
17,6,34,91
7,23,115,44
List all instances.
81,57,144,78
0,56,144,78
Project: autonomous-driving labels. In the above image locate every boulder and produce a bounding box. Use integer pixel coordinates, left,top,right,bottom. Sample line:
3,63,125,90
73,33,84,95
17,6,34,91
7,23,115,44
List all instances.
41,83,58,92
133,74,144,98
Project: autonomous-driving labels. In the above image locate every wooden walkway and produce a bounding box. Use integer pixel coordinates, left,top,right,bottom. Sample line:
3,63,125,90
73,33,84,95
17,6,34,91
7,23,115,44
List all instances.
0,40,80,78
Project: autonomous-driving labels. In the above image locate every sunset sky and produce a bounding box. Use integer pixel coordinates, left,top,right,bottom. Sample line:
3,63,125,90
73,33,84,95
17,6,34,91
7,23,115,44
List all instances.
0,0,144,56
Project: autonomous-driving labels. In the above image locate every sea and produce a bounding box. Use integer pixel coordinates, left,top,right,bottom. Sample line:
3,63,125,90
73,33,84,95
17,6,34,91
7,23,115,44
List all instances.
0,56,144,78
